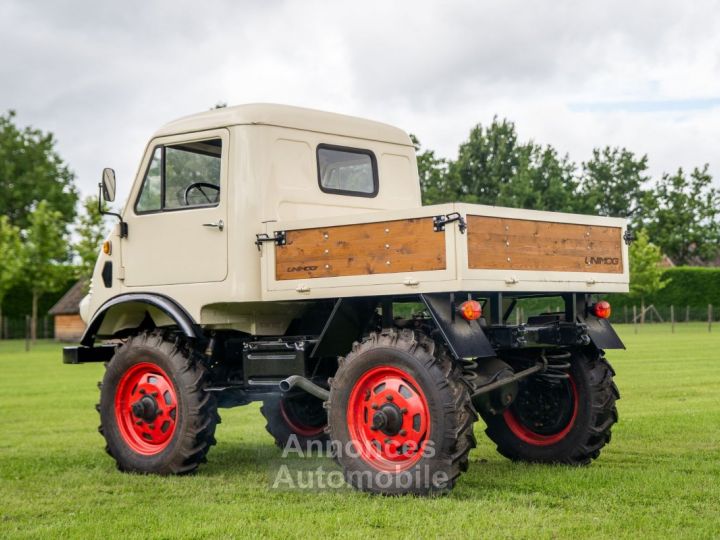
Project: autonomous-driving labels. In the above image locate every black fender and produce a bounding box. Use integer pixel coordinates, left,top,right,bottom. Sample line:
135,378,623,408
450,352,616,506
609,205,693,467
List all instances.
80,293,201,346
420,293,496,359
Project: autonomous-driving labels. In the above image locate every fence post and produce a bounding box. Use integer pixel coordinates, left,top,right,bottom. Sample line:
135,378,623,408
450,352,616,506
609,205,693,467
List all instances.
25,315,30,352
685,306,690,323
2,317,7,340
670,305,675,333
633,305,637,334
710,304,713,333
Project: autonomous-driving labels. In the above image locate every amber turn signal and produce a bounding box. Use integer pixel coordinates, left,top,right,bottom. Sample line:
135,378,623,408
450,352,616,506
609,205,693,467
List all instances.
593,300,611,319
102,240,112,255
458,300,482,321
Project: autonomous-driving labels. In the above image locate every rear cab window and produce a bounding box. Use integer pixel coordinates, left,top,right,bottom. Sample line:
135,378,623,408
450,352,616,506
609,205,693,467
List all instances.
135,138,222,213
317,144,378,197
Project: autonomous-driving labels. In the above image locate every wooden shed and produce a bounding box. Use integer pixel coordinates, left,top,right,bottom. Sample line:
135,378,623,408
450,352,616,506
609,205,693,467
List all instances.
48,280,87,342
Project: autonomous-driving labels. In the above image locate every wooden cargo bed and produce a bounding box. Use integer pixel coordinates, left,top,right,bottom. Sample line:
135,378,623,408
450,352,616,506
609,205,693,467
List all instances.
260,203,629,301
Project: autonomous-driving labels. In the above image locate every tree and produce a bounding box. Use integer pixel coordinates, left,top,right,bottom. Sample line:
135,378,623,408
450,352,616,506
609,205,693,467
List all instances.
21,200,72,342
75,197,109,283
448,117,521,204
416,118,578,212
0,216,23,335
0,110,78,230
496,144,578,212
643,165,720,265
578,147,650,227
410,135,452,205
629,229,670,322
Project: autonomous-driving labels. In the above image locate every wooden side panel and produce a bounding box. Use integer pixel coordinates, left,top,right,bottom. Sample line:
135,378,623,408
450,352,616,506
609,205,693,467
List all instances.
275,217,445,280
467,215,624,273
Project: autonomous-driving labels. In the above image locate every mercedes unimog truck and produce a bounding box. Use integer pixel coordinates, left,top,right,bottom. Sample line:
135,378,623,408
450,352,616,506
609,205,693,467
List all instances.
65,104,625,495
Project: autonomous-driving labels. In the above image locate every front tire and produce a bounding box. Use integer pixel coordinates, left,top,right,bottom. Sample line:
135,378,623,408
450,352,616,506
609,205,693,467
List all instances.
481,349,619,465
98,331,219,474
327,329,476,495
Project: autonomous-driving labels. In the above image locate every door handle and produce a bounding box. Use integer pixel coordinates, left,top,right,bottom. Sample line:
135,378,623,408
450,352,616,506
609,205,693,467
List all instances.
203,219,224,231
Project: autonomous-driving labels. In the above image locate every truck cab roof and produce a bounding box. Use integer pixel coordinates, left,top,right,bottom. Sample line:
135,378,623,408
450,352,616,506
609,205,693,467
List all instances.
153,103,414,147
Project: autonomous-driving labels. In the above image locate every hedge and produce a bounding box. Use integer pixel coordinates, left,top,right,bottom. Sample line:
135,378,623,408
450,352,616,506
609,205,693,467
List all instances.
605,266,720,310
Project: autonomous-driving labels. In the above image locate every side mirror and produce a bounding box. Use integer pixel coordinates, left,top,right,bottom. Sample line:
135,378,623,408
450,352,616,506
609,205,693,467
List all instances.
101,168,116,202
98,168,127,238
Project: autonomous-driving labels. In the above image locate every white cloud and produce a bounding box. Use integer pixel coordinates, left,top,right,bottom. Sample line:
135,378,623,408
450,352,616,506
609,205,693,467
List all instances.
1,0,719,207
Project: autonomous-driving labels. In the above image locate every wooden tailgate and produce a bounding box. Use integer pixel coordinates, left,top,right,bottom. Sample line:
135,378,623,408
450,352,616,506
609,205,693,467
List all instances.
275,217,445,280
467,215,624,273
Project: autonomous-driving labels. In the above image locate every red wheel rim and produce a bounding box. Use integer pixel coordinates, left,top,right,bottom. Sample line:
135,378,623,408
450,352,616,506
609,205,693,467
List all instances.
114,362,178,455
347,365,430,472
504,376,579,446
279,398,325,437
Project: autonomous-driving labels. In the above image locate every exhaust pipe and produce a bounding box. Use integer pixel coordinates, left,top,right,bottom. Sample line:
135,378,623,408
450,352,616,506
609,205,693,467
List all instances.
279,375,330,401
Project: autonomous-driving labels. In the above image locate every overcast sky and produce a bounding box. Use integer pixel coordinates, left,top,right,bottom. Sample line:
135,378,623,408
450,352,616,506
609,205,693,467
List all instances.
2,0,720,207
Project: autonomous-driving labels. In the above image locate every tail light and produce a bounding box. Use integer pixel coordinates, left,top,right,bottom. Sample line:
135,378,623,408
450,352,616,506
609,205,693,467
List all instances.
593,300,612,319
458,300,482,321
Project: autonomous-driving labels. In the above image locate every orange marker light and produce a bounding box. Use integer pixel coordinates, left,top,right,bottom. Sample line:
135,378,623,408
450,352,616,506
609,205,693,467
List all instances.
458,300,482,321
102,240,112,255
593,300,611,319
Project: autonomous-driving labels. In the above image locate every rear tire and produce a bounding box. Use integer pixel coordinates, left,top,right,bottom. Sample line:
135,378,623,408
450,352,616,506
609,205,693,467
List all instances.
97,331,219,474
481,349,619,465
260,393,328,449
327,329,476,495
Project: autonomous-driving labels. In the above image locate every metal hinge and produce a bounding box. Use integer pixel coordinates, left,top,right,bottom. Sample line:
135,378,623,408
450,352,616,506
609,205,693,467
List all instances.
433,212,467,233
623,229,635,245
255,231,287,251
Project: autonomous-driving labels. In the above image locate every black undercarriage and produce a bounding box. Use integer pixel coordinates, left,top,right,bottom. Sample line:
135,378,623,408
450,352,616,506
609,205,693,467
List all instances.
65,291,623,415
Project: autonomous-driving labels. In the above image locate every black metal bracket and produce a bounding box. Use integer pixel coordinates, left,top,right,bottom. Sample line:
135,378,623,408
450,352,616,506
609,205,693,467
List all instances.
485,321,591,349
433,212,467,233
623,229,635,245
255,231,287,251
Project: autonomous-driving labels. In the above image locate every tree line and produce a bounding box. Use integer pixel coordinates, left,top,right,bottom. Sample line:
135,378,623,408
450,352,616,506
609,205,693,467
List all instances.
2,110,719,338
0,111,106,340
414,118,720,266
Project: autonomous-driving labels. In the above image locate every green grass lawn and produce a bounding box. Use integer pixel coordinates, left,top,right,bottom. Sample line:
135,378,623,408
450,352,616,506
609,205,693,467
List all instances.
1,324,719,539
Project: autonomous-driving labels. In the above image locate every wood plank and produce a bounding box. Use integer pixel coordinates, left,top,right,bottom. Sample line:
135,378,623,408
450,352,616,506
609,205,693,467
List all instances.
275,217,446,280
467,215,624,273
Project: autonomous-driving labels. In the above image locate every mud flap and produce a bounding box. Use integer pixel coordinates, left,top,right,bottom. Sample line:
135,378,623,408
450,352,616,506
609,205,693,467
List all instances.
583,317,625,349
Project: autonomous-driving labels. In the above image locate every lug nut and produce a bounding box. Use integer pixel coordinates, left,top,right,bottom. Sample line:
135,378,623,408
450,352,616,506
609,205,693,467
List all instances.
139,389,146,395
400,407,407,414
371,403,379,410
386,395,393,401
399,429,407,436
135,420,143,426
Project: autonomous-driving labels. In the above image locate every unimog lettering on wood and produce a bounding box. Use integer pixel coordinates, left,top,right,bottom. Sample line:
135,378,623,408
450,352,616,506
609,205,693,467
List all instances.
65,104,626,495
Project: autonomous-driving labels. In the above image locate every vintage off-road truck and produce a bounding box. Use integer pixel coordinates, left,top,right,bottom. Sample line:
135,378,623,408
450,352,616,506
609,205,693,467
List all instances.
65,104,626,494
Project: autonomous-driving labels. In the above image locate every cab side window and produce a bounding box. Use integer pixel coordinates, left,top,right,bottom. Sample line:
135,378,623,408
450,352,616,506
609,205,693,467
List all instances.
317,145,378,197
135,138,222,214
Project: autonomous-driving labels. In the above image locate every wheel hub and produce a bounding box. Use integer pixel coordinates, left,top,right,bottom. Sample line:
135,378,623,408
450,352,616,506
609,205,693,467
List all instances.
131,395,160,423
371,403,403,436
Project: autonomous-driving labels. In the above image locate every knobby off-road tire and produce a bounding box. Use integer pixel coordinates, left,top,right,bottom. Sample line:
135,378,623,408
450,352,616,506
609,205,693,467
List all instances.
97,331,220,474
260,394,329,449
327,329,477,495
481,348,619,465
